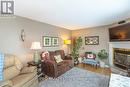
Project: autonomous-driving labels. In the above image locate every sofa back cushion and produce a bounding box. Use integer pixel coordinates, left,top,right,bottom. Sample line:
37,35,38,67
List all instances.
49,51,55,61
55,50,65,60
3,66,20,80
3,54,22,80
4,54,15,69
42,50,65,62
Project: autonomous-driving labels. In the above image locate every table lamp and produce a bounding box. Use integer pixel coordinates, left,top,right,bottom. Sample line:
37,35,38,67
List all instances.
64,40,71,54
31,42,41,63
64,40,71,45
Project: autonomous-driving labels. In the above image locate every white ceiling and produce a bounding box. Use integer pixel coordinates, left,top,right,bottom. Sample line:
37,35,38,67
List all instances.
15,0,130,30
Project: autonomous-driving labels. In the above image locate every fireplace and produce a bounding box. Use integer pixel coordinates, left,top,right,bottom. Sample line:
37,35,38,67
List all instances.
109,42,130,75
113,48,130,69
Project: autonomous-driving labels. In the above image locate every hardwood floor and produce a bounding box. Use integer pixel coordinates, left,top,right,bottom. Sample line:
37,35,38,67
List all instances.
75,63,111,76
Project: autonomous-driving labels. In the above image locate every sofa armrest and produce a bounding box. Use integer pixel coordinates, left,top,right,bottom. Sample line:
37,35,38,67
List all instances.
43,60,57,69
0,80,13,87
20,66,37,74
42,60,58,77
64,55,73,60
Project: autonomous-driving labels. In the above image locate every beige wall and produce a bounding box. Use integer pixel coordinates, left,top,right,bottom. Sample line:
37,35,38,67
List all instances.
72,25,110,56
0,16,71,64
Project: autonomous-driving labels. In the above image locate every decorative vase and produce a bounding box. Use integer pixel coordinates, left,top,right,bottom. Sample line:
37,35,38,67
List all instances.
33,51,40,63
99,60,105,68
78,57,82,63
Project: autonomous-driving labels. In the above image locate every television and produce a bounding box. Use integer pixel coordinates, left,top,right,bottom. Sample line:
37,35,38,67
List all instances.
109,23,130,42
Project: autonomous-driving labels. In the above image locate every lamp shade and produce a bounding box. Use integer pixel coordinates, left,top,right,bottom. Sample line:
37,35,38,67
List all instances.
31,42,41,50
64,40,71,44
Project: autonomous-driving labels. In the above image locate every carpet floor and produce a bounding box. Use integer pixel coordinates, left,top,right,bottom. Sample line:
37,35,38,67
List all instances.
39,67,110,87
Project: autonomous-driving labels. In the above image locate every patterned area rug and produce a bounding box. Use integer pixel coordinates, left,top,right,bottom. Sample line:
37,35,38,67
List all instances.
39,67,110,87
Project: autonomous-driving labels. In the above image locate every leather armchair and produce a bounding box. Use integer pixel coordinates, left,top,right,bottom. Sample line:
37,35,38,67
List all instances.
41,50,74,78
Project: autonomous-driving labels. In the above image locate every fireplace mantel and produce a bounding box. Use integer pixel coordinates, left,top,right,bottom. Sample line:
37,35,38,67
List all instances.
109,42,130,44
109,41,130,66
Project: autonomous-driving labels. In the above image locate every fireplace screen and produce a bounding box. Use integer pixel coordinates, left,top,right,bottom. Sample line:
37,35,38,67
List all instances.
113,48,130,69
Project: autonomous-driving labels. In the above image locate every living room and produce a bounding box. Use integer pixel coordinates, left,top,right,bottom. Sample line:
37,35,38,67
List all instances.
0,0,130,87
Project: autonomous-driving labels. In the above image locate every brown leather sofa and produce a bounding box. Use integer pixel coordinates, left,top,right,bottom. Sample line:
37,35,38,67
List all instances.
41,50,74,78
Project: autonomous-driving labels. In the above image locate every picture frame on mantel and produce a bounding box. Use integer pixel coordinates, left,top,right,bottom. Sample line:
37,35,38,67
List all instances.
42,36,52,47
51,37,59,46
85,36,99,45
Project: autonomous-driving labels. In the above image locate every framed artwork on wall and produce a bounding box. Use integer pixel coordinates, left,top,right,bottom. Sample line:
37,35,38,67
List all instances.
51,37,59,46
85,36,99,45
42,36,52,47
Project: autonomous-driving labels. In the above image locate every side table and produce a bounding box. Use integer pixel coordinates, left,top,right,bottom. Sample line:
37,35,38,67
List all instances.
28,61,45,82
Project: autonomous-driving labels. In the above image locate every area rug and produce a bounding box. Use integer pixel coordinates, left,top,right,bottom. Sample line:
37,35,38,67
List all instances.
39,67,110,87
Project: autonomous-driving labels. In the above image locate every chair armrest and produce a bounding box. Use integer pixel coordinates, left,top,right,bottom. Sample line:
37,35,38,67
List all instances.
20,66,37,74
42,60,57,77
64,55,73,60
0,80,13,87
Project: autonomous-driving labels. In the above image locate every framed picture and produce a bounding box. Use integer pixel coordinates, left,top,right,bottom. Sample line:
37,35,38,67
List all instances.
42,36,52,47
85,36,99,45
51,37,59,46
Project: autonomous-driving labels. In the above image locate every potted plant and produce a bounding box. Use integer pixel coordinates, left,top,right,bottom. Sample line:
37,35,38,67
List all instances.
98,49,108,68
72,37,83,65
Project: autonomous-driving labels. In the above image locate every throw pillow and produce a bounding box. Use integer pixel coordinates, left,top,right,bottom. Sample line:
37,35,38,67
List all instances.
87,54,94,59
54,55,63,63
15,57,23,70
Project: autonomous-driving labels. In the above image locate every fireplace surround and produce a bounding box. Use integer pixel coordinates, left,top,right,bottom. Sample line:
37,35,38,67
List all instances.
109,42,130,75
109,42,130,66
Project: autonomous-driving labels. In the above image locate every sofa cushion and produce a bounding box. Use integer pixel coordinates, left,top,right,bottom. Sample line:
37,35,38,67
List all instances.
54,55,63,63
0,80,13,87
56,61,64,66
3,66,20,80
20,66,36,74
11,72,37,87
4,54,15,69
